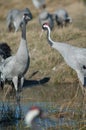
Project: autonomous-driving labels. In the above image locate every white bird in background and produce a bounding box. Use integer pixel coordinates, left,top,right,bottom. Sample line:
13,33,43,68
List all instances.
42,23,86,95
25,106,47,130
32,0,46,11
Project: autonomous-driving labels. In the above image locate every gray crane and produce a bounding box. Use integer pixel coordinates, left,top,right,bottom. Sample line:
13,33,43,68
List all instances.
0,13,31,101
6,8,32,32
38,10,54,30
53,9,72,27
42,23,86,95
32,0,46,11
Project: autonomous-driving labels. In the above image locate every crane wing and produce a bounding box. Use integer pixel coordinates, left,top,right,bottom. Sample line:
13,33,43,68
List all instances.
75,49,86,70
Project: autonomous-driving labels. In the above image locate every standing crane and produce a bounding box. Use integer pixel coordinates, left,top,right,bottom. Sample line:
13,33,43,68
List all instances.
53,9,72,27
42,23,86,96
0,13,31,102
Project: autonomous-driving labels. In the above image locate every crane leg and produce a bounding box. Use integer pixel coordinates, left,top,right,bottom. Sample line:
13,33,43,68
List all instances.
16,91,20,104
12,76,18,91
0,81,4,90
12,76,20,103
18,77,24,92
15,77,24,104
0,72,4,89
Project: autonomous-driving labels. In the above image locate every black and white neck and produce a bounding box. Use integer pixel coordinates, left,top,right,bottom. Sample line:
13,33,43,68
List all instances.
42,23,75,57
45,25,53,46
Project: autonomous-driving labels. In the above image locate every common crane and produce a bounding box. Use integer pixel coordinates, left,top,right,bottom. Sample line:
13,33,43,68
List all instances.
38,10,54,30
6,8,32,32
0,13,31,101
53,9,72,27
42,23,86,95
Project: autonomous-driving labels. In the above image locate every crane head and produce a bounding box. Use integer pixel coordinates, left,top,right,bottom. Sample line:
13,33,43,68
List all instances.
23,13,31,24
20,13,31,28
42,23,49,30
40,23,50,38
24,8,33,20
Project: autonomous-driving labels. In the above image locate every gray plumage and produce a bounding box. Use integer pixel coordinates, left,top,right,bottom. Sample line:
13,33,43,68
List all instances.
0,13,31,93
42,23,86,88
6,8,33,32
32,0,46,10
53,9,72,27
0,43,12,89
38,10,54,30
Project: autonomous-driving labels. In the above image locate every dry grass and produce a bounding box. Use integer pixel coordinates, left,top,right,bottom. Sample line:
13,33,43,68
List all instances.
0,0,86,129
0,0,86,103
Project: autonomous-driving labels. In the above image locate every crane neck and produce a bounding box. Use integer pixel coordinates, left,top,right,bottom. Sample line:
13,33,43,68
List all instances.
46,26,72,57
46,27,53,46
21,20,26,40
16,20,28,57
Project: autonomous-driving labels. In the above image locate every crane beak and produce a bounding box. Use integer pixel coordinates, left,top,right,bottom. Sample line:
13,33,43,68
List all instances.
40,29,44,38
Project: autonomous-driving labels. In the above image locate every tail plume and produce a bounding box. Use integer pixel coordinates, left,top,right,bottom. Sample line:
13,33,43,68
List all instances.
0,42,12,59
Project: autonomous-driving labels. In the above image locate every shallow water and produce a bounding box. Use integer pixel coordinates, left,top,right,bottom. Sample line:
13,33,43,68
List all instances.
0,82,85,130
0,102,85,130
